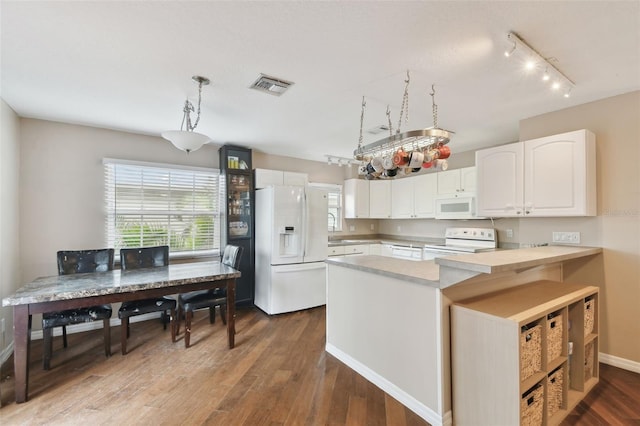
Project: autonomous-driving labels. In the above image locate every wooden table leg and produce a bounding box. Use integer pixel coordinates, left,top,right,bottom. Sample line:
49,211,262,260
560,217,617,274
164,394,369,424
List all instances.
227,279,236,349
13,304,31,403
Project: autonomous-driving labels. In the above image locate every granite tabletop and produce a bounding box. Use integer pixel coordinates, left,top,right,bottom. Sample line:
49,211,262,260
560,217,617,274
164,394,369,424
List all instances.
2,261,241,306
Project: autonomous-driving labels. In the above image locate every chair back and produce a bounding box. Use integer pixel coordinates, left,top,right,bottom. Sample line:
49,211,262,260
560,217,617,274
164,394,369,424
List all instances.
221,245,243,270
57,249,115,275
120,246,169,270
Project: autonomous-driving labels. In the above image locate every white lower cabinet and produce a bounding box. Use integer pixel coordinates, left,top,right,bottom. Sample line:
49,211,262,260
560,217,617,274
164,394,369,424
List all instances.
328,245,345,257
343,244,369,256
368,244,382,255
452,280,599,426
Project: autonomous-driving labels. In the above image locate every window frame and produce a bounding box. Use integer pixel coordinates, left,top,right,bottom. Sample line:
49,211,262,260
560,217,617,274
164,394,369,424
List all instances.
103,158,221,260
309,182,343,232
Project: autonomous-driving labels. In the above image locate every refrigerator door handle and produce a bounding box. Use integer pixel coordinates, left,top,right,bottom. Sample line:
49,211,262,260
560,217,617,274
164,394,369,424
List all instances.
301,191,307,258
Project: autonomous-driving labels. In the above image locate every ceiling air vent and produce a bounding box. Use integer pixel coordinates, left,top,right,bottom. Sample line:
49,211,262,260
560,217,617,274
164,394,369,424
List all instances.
250,74,294,96
367,125,390,135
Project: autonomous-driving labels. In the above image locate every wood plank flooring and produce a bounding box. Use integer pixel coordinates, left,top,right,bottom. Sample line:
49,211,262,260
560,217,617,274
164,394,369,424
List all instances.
0,305,638,425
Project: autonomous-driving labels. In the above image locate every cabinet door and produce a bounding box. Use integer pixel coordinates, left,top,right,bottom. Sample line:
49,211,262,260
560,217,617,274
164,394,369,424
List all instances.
524,129,596,216
369,180,392,218
460,167,477,192
254,168,283,189
344,179,370,218
476,142,524,217
437,169,461,194
283,171,308,186
414,173,438,218
369,244,382,255
391,178,415,218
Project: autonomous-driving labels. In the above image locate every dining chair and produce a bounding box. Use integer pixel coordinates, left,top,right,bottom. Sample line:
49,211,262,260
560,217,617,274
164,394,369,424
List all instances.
175,244,243,348
42,249,114,370
118,245,176,355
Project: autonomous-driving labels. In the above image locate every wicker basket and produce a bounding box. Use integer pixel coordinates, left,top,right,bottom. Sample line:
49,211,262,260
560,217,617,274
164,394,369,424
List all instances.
547,313,563,362
547,367,564,417
521,324,542,381
521,384,544,426
585,341,595,381
584,298,595,336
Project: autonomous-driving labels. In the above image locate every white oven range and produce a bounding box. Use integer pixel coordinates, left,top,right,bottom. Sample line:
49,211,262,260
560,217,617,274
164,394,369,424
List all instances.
422,227,497,260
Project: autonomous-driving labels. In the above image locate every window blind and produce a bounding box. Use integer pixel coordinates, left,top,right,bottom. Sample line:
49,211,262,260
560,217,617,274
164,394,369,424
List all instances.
104,159,221,257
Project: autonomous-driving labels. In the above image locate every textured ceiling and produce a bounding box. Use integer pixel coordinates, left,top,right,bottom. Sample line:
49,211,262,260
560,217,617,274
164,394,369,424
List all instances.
2,1,639,162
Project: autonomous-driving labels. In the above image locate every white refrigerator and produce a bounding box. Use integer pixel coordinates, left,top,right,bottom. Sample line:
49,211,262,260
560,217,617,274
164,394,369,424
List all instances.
255,185,328,315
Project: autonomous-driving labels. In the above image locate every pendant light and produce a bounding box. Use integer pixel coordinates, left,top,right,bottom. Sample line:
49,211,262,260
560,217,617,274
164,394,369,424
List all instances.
162,76,211,153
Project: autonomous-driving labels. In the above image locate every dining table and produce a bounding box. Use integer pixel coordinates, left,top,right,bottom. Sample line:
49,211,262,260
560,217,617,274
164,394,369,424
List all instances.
2,260,240,403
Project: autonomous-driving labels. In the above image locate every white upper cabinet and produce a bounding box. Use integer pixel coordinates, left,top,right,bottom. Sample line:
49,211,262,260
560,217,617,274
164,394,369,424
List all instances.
476,143,524,217
476,129,596,217
437,167,477,195
283,171,308,186
344,178,370,218
369,180,392,218
254,168,308,189
391,173,438,218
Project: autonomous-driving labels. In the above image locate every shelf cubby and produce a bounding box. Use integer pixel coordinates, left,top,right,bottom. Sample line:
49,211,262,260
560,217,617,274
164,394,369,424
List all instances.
452,280,599,426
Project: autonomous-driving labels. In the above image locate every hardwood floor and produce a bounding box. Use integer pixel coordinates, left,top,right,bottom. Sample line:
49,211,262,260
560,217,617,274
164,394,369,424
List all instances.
0,306,638,425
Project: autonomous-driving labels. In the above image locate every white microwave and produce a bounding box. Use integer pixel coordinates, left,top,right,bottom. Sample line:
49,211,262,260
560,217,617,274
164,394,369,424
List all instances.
435,194,483,220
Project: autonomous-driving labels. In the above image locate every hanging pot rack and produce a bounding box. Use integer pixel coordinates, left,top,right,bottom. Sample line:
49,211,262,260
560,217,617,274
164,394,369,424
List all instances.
354,72,453,161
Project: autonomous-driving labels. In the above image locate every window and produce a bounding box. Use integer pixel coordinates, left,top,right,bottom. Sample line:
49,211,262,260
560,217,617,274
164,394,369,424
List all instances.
309,182,343,232
104,159,221,257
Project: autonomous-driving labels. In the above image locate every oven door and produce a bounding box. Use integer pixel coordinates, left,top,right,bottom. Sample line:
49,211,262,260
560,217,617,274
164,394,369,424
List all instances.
422,247,465,260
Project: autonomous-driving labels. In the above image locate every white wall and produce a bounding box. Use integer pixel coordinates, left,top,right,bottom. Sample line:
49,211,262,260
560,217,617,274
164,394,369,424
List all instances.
0,99,21,356
19,119,220,282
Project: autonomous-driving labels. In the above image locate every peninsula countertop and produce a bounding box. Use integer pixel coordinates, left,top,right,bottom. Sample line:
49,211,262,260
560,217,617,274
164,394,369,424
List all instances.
325,245,602,289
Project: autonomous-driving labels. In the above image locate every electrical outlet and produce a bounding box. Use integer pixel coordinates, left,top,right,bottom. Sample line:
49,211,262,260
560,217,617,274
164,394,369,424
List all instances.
552,231,581,244
397,225,402,233
349,225,355,232
370,223,375,231
506,229,514,238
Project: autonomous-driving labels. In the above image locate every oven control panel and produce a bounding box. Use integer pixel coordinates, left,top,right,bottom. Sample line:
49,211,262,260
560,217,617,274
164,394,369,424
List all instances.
445,227,495,242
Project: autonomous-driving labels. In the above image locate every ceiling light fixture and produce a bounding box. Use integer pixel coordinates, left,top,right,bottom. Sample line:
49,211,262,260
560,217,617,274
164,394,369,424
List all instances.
505,32,575,98
162,76,211,153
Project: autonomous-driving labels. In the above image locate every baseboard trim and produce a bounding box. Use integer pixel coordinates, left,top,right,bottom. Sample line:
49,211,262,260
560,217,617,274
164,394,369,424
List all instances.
30,312,162,340
599,352,640,374
326,343,451,426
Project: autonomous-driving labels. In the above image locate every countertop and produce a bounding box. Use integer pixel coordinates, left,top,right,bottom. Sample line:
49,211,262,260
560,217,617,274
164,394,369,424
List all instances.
3,261,240,306
325,245,602,289
328,236,443,247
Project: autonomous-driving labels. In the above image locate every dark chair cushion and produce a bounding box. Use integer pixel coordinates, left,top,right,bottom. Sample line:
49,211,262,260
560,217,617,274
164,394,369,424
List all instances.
179,288,226,312
119,297,176,318
42,305,113,329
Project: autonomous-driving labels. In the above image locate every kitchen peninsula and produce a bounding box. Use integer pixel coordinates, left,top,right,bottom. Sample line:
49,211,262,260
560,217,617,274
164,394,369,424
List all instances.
325,245,602,426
